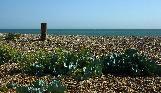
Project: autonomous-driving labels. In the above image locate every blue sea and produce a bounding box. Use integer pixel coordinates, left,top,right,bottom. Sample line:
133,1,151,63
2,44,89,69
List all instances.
0,29,161,36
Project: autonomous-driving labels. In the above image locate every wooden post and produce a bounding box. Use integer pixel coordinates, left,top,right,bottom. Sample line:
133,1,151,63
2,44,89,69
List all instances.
41,23,47,41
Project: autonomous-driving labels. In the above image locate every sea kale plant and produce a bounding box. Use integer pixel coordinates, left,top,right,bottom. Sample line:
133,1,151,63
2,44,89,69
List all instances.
49,48,102,80
20,48,73,77
49,48,71,76
71,49,102,80
16,79,66,93
102,48,161,76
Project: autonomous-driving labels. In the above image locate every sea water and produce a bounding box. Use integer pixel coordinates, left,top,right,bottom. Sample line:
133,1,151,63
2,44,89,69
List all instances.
0,29,161,36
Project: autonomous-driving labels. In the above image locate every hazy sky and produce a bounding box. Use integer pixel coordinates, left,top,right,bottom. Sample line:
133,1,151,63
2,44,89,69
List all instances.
0,0,161,29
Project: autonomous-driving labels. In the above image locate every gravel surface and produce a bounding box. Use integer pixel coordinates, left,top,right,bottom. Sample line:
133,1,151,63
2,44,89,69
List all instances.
1,34,161,92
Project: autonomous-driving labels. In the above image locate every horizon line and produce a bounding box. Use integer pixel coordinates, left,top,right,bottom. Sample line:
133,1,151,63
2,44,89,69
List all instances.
1,28,161,30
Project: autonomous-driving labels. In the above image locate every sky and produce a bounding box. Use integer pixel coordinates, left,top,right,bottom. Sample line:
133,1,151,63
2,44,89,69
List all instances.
0,0,161,29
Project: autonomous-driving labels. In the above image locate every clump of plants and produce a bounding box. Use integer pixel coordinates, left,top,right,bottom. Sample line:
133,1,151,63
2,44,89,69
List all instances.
0,36,3,41
20,50,53,76
48,48,72,76
19,48,67,76
49,48,103,80
21,48,102,80
0,45,19,65
1,43,161,80
4,33,21,41
0,86,8,92
70,49,102,80
18,47,161,78
16,79,66,93
102,48,161,76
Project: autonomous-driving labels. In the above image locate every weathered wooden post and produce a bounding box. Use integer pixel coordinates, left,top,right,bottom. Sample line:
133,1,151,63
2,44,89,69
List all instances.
41,23,47,41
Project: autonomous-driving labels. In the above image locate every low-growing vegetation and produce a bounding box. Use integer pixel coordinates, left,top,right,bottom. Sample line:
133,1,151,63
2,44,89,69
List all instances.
4,33,21,41
3,79,66,93
0,36,3,41
0,44,18,65
0,44,161,78
102,49,161,76
6,79,66,93
20,50,53,76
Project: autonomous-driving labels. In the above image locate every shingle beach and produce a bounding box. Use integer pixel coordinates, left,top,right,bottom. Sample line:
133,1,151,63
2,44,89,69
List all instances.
1,34,161,92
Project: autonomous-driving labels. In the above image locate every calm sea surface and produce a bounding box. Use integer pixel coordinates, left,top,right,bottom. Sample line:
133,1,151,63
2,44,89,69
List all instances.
0,29,161,36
